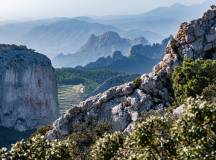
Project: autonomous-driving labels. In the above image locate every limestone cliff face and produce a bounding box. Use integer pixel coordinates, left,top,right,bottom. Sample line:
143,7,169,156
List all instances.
0,45,59,131
46,7,216,140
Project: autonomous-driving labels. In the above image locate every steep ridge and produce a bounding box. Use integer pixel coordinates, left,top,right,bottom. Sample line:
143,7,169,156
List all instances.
0,45,59,131
46,7,216,140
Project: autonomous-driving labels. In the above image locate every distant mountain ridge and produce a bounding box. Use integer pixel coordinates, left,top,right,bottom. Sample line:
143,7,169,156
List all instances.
21,20,120,57
0,1,212,58
84,51,158,74
53,31,149,67
86,2,213,36
82,36,170,73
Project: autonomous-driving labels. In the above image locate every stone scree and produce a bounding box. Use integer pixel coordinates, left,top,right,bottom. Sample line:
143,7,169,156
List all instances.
46,7,216,140
0,45,59,131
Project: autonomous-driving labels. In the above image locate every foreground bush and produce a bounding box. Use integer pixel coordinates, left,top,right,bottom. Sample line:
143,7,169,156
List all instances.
67,119,111,159
202,84,216,102
90,97,216,159
173,98,216,159
0,120,111,160
172,59,216,103
90,132,123,160
0,135,71,160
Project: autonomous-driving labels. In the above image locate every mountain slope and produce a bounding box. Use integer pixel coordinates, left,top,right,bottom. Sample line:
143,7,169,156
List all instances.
0,18,67,45
122,29,164,43
82,37,170,73
22,20,120,57
93,2,213,36
83,50,158,74
53,31,136,67
0,19,120,58
46,6,216,142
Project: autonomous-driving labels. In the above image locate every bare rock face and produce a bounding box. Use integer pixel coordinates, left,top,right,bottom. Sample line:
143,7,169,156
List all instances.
0,44,59,131
46,7,216,140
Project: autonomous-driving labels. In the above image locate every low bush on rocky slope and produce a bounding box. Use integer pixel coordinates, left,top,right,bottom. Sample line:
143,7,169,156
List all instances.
66,119,111,159
133,77,142,89
1,97,215,159
90,132,124,160
202,84,216,102
0,119,111,160
172,59,216,104
0,135,71,160
89,59,216,159
90,98,216,160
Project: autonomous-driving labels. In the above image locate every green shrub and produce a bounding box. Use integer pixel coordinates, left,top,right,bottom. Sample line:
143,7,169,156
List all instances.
89,98,216,160
0,119,111,160
201,84,216,102
29,125,53,139
173,98,216,159
68,119,111,159
0,135,72,160
133,78,142,89
119,114,176,160
90,132,123,160
172,59,216,103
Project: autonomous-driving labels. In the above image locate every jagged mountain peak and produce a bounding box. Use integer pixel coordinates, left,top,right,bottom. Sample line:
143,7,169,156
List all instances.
99,31,121,40
78,31,130,54
81,31,126,50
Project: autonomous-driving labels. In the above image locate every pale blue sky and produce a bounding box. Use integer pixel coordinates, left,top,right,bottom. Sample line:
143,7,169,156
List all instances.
0,0,205,20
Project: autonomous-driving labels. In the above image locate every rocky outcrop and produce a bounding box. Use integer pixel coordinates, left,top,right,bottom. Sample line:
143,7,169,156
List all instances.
130,36,170,59
46,7,216,140
0,45,59,131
